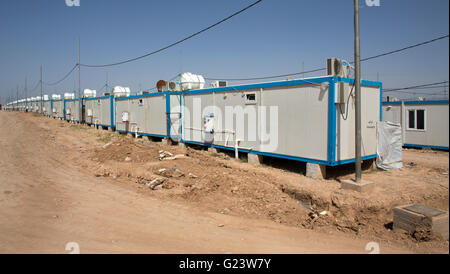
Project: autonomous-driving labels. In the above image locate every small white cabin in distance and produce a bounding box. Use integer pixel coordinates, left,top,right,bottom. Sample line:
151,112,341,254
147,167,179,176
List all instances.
382,99,449,150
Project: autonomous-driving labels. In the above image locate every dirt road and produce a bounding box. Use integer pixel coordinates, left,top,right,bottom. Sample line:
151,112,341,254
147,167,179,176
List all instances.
0,111,441,253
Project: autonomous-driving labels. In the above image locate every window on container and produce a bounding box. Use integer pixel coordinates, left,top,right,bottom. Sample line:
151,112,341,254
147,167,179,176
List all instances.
245,92,257,105
407,109,426,131
416,109,425,130
408,110,415,129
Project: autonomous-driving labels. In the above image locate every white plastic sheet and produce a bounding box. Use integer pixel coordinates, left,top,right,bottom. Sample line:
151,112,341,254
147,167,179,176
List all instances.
376,121,403,170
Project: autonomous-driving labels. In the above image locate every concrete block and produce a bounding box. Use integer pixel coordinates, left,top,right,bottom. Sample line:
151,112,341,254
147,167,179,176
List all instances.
161,138,172,145
208,147,218,153
248,153,263,165
340,179,375,192
305,163,327,179
178,142,186,148
393,204,449,240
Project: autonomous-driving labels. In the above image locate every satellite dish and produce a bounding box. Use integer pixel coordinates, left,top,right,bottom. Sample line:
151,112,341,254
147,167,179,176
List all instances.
156,80,167,92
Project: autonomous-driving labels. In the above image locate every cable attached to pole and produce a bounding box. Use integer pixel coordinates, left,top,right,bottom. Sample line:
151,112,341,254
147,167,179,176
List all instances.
80,0,263,68
43,64,78,86
205,34,449,81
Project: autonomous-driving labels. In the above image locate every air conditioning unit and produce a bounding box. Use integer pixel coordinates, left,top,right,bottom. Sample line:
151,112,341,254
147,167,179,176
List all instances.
327,58,351,77
210,80,228,88
168,81,178,91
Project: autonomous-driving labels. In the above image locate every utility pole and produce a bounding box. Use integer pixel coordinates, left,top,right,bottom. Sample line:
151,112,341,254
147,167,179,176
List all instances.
40,65,43,114
354,0,362,182
78,37,81,99
78,37,83,122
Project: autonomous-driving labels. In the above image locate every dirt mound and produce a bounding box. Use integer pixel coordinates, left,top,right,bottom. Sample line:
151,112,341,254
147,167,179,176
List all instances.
88,136,310,227
86,134,448,250
281,178,448,244
93,138,162,163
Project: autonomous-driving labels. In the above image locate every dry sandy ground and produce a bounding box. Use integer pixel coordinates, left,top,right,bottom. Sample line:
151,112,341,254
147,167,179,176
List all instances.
0,111,448,254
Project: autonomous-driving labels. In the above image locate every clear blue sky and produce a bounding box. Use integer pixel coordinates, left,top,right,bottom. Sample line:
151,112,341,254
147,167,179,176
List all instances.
0,0,448,104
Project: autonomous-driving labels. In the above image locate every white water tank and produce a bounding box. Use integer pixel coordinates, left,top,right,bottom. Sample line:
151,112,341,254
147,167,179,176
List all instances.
83,89,97,98
180,72,205,91
113,86,131,98
64,93,75,99
43,95,49,101
52,94,61,100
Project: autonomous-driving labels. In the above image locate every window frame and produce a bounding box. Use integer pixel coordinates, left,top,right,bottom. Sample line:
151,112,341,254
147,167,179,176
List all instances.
406,108,427,132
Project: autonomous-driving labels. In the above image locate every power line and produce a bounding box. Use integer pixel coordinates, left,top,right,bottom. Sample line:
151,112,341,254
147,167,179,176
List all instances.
385,85,449,91
360,34,448,62
384,81,449,92
96,83,107,93
80,0,263,68
30,80,41,92
205,67,326,81
388,91,448,96
43,64,78,86
206,34,449,81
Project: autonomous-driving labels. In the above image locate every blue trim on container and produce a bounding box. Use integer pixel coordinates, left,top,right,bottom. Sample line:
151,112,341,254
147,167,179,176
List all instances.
116,129,166,138
182,140,332,166
84,95,110,101
379,83,383,121
382,100,449,105
327,77,337,164
178,93,183,141
86,122,111,128
113,91,182,101
166,91,171,137
404,143,449,150
182,76,335,95
337,77,382,87
110,95,114,128
115,92,165,101
332,154,377,165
